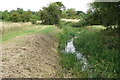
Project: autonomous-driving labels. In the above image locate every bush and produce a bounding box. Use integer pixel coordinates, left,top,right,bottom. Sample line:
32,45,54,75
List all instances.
72,20,88,27
40,2,64,25
30,19,36,24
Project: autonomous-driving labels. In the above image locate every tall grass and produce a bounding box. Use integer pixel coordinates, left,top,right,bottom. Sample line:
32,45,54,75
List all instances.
74,26,119,78
58,23,119,78
57,26,89,78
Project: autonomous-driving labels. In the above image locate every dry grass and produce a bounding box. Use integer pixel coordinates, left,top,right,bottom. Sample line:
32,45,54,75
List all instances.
1,22,32,34
3,22,32,28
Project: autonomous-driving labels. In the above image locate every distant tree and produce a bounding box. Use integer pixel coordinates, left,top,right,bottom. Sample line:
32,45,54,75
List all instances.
2,10,10,21
31,11,40,20
16,8,25,21
74,2,119,27
61,10,68,18
21,10,32,22
2,8,39,22
10,11,20,22
40,9,50,24
67,8,77,19
0,11,2,20
16,8,24,14
40,2,64,25
86,9,94,25
90,2,119,28
77,11,86,20
72,9,95,27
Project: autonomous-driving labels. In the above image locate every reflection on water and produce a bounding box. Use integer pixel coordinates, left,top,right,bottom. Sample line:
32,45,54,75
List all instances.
65,38,75,53
65,38,88,71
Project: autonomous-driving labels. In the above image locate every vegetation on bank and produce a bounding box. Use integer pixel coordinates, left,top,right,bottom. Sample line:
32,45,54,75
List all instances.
57,26,88,78
74,26,119,78
57,23,119,78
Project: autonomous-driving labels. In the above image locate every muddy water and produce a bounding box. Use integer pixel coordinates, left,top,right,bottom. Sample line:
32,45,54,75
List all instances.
65,38,88,71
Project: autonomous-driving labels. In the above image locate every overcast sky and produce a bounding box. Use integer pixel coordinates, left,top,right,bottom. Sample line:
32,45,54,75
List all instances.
0,0,94,12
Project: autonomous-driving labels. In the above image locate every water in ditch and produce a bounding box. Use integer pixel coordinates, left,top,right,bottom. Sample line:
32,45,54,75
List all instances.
65,38,88,71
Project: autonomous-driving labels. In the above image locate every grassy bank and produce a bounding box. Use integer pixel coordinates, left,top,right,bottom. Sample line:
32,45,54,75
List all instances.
58,24,119,78
57,26,89,78
74,26,119,78
2,22,58,42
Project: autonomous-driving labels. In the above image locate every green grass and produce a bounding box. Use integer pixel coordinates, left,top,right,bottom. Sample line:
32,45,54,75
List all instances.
58,24,119,78
74,27,119,78
57,26,89,78
2,25,56,42
57,26,82,50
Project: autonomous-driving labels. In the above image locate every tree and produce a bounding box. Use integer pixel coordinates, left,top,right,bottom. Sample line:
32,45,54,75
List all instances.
21,10,32,22
77,11,85,19
90,2,119,28
2,8,39,22
31,11,40,20
10,11,20,22
16,8,24,14
67,8,77,19
0,11,2,20
61,10,68,18
40,2,64,25
86,9,95,25
2,10,10,21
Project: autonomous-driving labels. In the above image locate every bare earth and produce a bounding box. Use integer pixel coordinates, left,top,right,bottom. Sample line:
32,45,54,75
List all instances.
2,34,61,78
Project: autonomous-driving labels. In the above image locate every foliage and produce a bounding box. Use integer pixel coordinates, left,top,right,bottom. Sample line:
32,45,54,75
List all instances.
30,19,36,24
90,2,119,28
74,26,119,78
61,10,68,18
0,11,2,20
16,8,24,14
40,2,64,25
10,11,20,22
2,8,39,23
21,10,32,22
58,22,119,78
71,9,94,27
72,2,119,28
77,11,86,19
67,8,77,19
61,9,85,19
57,26,87,78
2,10,10,21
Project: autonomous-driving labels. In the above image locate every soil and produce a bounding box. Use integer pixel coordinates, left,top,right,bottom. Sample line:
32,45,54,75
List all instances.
2,34,61,78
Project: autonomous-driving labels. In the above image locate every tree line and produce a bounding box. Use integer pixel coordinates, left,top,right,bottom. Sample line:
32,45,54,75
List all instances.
0,8,40,24
73,2,119,29
0,2,86,25
0,2,119,29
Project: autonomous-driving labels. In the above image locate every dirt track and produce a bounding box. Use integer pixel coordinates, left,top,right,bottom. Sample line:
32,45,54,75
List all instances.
2,34,61,78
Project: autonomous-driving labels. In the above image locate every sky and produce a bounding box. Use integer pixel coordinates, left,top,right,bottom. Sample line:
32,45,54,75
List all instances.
0,0,94,13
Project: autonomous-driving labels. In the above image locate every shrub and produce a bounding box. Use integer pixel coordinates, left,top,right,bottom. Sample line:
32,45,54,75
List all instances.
40,2,64,25
30,19,36,24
